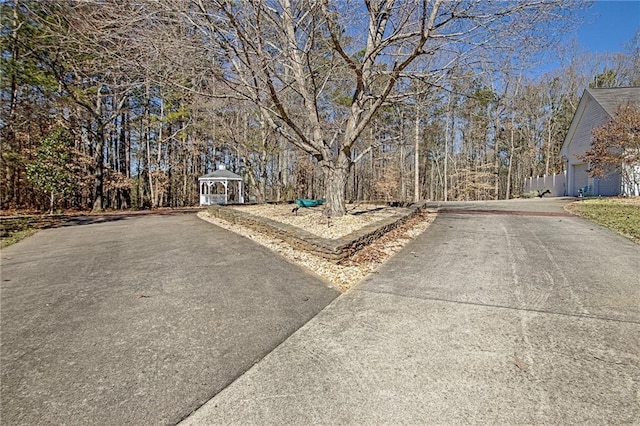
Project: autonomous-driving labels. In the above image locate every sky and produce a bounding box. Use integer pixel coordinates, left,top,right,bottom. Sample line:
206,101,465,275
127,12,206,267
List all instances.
573,1,639,54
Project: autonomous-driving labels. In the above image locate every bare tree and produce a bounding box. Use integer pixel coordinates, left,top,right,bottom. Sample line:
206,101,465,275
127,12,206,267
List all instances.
162,0,581,215
18,1,146,210
4,0,591,211
581,103,640,195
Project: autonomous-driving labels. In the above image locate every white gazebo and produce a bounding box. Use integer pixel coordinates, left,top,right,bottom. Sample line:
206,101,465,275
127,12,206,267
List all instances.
198,166,244,205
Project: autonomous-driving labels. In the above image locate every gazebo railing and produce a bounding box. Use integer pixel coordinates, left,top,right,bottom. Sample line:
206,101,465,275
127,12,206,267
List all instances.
200,193,226,205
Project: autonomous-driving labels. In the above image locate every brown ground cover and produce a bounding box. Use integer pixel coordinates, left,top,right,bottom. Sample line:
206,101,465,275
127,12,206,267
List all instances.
199,203,435,291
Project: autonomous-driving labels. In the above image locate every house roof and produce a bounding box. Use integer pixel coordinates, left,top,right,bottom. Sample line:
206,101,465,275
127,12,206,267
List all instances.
199,169,242,180
560,87,640,157
586,87,640,118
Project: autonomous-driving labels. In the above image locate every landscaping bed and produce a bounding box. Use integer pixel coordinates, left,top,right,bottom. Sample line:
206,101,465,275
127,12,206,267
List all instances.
199,202,436,291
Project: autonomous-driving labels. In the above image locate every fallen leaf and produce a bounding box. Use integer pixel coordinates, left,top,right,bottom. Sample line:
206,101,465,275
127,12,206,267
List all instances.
513,354,529,371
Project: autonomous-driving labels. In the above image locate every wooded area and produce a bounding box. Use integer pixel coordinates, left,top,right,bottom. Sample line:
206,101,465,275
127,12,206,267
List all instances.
2,1,639,214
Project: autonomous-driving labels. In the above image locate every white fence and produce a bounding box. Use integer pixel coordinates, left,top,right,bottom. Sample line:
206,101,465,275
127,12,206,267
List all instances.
622,163,640,196
199,193,226,206
524,171,566,197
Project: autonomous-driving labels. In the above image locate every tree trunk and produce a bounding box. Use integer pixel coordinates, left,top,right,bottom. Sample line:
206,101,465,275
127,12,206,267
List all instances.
246,166,263,203
146,131,154,207
444,114,450,202
545,120,552,175
414,103,421,202
93,129,105,211
153,95,165,208
144,82,155,208
322,151,350,217
506,131,515,200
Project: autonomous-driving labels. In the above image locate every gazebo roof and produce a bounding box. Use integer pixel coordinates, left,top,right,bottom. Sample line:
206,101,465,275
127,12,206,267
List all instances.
199,169,242,180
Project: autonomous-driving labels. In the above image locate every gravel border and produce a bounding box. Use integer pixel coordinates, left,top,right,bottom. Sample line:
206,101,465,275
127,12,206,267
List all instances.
198,204,436,291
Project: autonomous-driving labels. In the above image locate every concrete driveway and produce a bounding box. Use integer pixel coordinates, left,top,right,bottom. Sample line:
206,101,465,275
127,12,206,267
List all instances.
0,212,338,425
184,198,640,425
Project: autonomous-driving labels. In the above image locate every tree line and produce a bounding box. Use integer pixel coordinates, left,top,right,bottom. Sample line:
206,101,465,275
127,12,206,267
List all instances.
2,1,638,215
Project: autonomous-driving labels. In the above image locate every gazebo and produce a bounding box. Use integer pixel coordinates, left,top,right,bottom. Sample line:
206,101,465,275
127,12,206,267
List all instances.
198,166,244,205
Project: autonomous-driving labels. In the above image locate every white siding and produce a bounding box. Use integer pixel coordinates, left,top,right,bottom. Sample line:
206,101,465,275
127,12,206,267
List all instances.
565,97,609,167
572,163,589,195
563,92,627,197
596,168,621,196
556,89,640,197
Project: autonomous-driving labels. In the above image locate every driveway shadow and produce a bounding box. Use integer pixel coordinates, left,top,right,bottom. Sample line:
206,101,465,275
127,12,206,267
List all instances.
0,213,339,425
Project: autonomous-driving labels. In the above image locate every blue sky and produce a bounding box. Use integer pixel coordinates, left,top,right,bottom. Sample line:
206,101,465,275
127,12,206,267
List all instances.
574,1,639,54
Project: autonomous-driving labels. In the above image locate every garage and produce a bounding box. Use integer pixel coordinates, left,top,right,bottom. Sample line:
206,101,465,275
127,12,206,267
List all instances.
572,163,589,196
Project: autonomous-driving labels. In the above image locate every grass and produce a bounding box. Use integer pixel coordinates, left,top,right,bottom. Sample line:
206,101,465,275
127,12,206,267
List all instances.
1,215,50,249
1,228,37,248
1,213,73,248
566,198,640,243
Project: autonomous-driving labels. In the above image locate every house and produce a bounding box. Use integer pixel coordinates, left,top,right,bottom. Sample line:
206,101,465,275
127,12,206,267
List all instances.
559,87,640,197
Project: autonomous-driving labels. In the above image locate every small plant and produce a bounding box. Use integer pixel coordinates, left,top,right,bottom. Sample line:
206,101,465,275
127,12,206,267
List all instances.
26,128,76,214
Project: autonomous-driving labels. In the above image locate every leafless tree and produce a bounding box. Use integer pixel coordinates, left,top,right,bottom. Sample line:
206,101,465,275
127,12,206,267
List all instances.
164,0,583,215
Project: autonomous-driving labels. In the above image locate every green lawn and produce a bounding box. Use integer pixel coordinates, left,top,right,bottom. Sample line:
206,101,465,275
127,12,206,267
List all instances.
566,198,640,243
1,216,48,248
1,228,37,248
